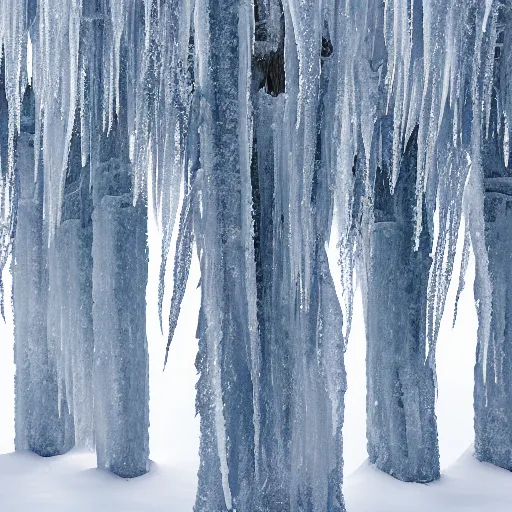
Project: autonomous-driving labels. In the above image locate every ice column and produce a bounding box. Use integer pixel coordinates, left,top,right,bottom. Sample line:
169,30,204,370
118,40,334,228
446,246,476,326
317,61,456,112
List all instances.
474,173,512,471
194,1,257,510
91,109,149,479
47,126,94,450
13,85,74,456
474,29,512,467
252,6,346,509
366,125,440,483
81,6,149,477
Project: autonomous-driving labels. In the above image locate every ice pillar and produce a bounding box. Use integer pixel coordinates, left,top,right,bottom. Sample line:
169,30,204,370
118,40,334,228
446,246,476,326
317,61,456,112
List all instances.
252,7,346,509
473,21,512,470
79,5,149,477
474,175,512,471
90,108,149,479
47,128,94,450
194,1,257,510
366,125,440,482
474,70,512,469
13,85,74,456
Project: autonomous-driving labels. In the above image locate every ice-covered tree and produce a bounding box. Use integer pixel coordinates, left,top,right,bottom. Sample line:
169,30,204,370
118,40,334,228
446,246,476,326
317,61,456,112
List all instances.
5,0,150,476
474,6,512,471
367,126,439,482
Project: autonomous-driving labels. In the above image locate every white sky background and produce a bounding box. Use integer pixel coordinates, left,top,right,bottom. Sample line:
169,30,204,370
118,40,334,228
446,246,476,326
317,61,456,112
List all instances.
0,212,477,476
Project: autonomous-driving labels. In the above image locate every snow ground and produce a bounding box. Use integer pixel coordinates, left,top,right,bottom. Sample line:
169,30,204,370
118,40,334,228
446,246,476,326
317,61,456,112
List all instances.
0,450,196,511
0,447,510,511
345,449,512,512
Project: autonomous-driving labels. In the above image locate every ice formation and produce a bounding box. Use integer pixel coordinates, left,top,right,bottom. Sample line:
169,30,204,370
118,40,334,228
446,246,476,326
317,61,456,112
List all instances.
13,83,74,457
81,4,150,477
8,1,150,477
47,123,94,451
474,8,512,471
367,128,439,482
0,0,512,509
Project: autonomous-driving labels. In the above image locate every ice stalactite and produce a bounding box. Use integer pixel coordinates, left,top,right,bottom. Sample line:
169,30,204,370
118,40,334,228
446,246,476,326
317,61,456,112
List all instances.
0,0,31,318
142,0,194,339
243,2,346,509
33,0,82,241
13,84,73,457
326,0,381,340
261,2,346,510
474,5,512,471
366,126,439,482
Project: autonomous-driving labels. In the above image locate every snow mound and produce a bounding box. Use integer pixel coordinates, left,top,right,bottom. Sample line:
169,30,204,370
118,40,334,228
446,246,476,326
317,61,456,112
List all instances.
345,448,512,512
0,450,196,512
0,446,510,511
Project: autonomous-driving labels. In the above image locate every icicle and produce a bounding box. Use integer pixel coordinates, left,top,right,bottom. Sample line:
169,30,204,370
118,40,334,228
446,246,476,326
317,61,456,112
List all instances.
425,148,470,361
0,0,30,304
452,218,471,328
31,0,82,240
163,167,200,367
280,0,323,310
238,0,261,482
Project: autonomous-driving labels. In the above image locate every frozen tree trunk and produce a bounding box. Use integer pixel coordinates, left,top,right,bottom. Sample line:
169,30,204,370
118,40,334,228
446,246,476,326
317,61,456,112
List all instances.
47,129,94,450
474,179,512,471
473,23,512,470
78,6,149,478
366,126,440,483
255,108,347,508
90,119,149,478
194,1,256,510
92,190,148,478
252,10,346,509
13,86,74,456
474,108,512,469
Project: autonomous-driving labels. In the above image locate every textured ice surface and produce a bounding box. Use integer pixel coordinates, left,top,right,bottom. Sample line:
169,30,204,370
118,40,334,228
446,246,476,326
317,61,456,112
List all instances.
474,132,512,470
367,129,439,482
92,193,149,478
474,184,512,471
91,106,149,477
3,0,512,508
50,219,94,449
193,2,254,510
473,9,512,472
13,86,73,457
45,123,95,451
